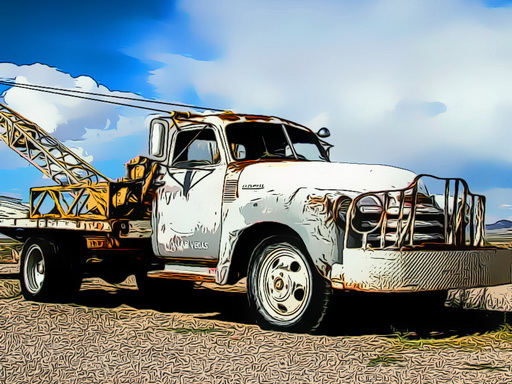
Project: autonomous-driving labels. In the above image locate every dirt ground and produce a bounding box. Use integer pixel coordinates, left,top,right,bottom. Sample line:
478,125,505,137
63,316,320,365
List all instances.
0,263,512,384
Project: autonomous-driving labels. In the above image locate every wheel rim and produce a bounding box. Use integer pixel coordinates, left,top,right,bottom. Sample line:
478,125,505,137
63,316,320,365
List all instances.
257,245,312,323
24,245,45,295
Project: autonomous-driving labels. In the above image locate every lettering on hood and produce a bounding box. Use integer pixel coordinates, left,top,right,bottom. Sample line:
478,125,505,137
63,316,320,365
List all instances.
242,184,264,190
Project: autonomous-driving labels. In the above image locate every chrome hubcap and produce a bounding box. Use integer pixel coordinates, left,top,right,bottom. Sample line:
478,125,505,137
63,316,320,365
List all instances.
257,245,312,322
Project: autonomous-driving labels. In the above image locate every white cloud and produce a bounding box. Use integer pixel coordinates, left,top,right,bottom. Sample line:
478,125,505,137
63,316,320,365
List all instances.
77,114,149,163
0,63,148,171
68,147,94,163
0,63,114,136
137,0,512,172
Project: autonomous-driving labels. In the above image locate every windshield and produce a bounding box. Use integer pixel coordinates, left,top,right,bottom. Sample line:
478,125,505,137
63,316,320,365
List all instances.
226,122,329,162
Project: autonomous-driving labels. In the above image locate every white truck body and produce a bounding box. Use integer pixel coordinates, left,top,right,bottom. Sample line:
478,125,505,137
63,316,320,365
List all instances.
1,104,510,332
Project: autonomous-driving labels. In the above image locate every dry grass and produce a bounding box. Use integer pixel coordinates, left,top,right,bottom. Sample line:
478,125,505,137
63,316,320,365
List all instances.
368,324,512,367
367,354,404,367
391,324,512,352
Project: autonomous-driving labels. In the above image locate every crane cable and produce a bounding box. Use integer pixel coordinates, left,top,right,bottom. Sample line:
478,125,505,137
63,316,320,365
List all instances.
0,79,227,113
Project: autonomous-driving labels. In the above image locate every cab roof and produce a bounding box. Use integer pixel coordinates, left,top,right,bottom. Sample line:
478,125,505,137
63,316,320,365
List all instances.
168,110,310,131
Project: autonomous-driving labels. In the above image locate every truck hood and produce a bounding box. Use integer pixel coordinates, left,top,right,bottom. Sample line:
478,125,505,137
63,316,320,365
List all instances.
236,161,417,195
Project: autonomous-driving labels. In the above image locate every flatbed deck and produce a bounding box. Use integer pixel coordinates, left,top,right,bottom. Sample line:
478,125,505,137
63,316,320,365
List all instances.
0,217,152,238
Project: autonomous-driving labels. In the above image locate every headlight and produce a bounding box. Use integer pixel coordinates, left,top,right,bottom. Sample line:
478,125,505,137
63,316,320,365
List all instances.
356,195,383,214
351,194,384,233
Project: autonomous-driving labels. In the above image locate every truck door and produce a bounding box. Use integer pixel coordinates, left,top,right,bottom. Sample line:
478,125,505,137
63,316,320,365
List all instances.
152,125,226,261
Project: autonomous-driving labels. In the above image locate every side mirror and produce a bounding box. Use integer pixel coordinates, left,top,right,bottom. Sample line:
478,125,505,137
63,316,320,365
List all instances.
149,119,167,160
317,127,331,138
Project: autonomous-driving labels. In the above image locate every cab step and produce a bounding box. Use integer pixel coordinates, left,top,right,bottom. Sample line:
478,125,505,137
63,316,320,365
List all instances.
147,264,216,282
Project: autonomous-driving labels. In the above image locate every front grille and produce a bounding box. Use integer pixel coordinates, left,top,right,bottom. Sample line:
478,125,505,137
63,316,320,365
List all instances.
345,175,486,250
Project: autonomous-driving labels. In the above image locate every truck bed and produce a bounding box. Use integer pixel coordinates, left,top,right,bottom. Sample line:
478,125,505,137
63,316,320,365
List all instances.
0,217,152,239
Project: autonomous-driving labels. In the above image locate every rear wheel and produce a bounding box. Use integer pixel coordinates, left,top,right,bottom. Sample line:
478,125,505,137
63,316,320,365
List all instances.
247,236,332,333
20,237,82,301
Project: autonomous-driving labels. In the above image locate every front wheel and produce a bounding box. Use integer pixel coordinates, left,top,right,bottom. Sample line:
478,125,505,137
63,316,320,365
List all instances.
247,236,332,333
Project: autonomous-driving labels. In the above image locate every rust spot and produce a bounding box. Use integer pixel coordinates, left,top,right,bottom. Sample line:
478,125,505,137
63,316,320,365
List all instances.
308,194,352,227
331,275,373,292
341,281,368,292
227,159,294,172
308,194,337,223
228,160,256,172
218,114,274,122
241,115,273,122
85,236,120,250
217,114,241,121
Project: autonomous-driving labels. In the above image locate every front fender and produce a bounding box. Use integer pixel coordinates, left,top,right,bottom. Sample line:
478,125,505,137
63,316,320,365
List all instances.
216,187,353,283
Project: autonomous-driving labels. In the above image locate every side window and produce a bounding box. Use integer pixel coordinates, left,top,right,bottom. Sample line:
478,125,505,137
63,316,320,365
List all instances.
173,127,220,167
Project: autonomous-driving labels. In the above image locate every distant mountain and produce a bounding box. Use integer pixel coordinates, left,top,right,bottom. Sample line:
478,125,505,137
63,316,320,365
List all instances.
486,220,512,231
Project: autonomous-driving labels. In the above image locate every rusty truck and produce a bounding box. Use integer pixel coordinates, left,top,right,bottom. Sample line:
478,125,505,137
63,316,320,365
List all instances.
0,102,510,333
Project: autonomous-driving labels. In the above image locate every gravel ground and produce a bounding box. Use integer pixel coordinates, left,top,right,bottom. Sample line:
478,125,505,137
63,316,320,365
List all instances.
0,265,512,383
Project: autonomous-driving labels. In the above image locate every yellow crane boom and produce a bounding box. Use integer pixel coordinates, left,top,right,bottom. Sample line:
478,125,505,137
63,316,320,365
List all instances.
0,103,109,185
0,103,154,220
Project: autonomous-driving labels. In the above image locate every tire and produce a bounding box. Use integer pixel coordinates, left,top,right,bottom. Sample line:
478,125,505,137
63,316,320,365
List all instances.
247,236,332,333
20,237,82,302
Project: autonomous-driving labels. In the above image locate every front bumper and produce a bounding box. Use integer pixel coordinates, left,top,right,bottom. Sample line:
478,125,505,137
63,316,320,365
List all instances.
330,248,512,292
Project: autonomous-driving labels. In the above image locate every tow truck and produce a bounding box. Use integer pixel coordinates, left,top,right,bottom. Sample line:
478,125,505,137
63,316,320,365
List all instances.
0,102,510,333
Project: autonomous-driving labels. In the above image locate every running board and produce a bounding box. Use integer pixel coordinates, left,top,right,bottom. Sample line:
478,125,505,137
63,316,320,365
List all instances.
147,264,216,282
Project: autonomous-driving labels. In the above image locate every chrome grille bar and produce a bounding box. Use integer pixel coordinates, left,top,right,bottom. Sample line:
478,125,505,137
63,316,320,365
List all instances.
346,175,486,250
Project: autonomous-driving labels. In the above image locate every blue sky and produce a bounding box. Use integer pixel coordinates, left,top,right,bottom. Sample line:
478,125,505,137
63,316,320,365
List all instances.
1,0,512,222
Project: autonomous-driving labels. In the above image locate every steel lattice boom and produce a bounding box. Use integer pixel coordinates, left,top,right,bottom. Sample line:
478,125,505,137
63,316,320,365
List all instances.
0,103,109,185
